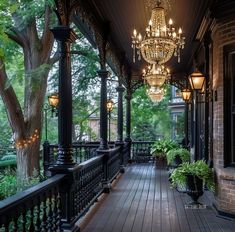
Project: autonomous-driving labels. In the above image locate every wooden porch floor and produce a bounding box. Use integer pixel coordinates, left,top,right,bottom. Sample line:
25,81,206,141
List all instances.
80,163,235,232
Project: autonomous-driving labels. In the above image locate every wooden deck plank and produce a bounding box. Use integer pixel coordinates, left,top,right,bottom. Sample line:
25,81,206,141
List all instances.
131,165,153,232
109,164,149,232
166,170,181,232
161,169,173,232
81,164,235,232
82,166,140,232
121,165,152,232
151,166,164,231
141,166,155,232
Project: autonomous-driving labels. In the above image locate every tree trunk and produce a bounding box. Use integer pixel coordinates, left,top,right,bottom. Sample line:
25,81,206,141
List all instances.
0,5,54,180
16,140,40,182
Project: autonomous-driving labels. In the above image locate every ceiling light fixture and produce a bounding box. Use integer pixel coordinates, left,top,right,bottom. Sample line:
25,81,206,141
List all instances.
131,0,185,64
143,63,170,87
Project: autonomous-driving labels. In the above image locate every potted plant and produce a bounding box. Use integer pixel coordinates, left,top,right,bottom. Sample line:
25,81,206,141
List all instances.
170,160,215,204
166,148,190,168
151,139,179,168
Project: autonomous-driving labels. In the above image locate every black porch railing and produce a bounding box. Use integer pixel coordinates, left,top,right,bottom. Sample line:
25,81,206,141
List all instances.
43,141,116,177
132,141,154,162
0,142,130,231
0,174,64,231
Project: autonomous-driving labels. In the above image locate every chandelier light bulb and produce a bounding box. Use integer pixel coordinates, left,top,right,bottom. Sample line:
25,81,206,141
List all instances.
179,28,182,34
133,29,137,37
169,18,173,25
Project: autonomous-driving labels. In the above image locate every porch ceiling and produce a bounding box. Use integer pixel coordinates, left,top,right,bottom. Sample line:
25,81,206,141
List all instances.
74,0,212,82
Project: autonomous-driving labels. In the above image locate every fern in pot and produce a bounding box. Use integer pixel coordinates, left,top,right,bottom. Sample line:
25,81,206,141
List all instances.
170,160,215,204
151,139,179,168
166,148,190,168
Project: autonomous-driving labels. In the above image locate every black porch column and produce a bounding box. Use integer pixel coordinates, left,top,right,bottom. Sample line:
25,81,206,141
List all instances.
116,84,125,143
204,32,211,163
184,103,189,148
51,26,77,166
125,93,132,142
98,69,109,150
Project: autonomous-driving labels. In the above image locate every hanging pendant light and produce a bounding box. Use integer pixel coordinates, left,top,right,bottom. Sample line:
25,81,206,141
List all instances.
131,0,185,64
143,63,170,87
147,86,165,102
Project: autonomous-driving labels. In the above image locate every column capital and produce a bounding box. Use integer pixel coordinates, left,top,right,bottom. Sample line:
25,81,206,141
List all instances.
97,69,109,78
51,26,77,43
116,85,125,92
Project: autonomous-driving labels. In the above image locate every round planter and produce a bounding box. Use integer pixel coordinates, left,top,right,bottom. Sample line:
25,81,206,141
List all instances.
155,156,167,169
186,174,203,205
171,154,182,168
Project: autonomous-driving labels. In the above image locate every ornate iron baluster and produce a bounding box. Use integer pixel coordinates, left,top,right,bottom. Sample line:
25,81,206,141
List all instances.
22,211,27,232
47,192,53,231
13,217,18,232
56,192,62,231
35,201,41,232
41,198,47,231
29,207,35,231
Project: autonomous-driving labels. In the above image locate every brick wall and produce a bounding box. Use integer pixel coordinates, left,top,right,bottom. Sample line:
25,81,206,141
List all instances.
212,19,235,215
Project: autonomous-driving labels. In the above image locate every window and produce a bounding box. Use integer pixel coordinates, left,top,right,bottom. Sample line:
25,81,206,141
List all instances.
224,45,235,167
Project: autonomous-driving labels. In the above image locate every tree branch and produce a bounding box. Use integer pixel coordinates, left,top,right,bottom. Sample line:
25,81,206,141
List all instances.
5,31,24,47
41,5,54,61
49,51,60,66
0,59,25,139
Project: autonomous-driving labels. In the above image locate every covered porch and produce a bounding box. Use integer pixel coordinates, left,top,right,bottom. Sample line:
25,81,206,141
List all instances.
1,0,235,231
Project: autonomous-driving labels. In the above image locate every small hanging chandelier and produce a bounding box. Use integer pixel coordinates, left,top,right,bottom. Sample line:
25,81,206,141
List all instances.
131,0,185,64
143,63,170,87
147,86,165,102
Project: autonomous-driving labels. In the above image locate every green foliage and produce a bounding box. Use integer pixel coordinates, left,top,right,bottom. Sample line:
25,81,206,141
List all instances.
0,159,16,168
170,160,215,191
166,148,190,165
0,169,17,200
173,113,185,141
0,168,43,200
1,154,16,161
131,85,171,141
151,139,179,157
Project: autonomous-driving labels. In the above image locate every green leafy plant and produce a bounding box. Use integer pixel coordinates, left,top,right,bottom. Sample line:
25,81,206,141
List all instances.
151,139,179,158
166,148,190,165
1,154,16,161
0,168,44,200
170,160,215,191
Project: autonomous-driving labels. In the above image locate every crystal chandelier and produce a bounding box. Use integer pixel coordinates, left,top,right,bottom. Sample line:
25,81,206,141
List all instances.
143,63,170,87
147,86,165,102
131,0,185,64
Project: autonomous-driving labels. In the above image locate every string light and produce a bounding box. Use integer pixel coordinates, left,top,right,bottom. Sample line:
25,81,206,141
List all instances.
15,129,40,149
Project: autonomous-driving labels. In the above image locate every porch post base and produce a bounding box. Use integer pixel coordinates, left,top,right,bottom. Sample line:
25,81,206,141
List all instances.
120,165,125,173
102,182,111,193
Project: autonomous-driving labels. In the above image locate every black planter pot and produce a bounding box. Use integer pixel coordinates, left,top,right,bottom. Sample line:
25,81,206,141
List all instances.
171,154,182,168
186,174,203,205
155,156,167,169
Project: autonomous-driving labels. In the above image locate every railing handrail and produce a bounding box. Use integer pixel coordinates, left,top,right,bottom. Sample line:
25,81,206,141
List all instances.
76,155,104,170
132,141,155,144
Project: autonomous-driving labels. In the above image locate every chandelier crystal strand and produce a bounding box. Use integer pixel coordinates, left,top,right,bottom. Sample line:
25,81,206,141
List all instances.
131,1,185,64
147,86,165,102
143,63,170,87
